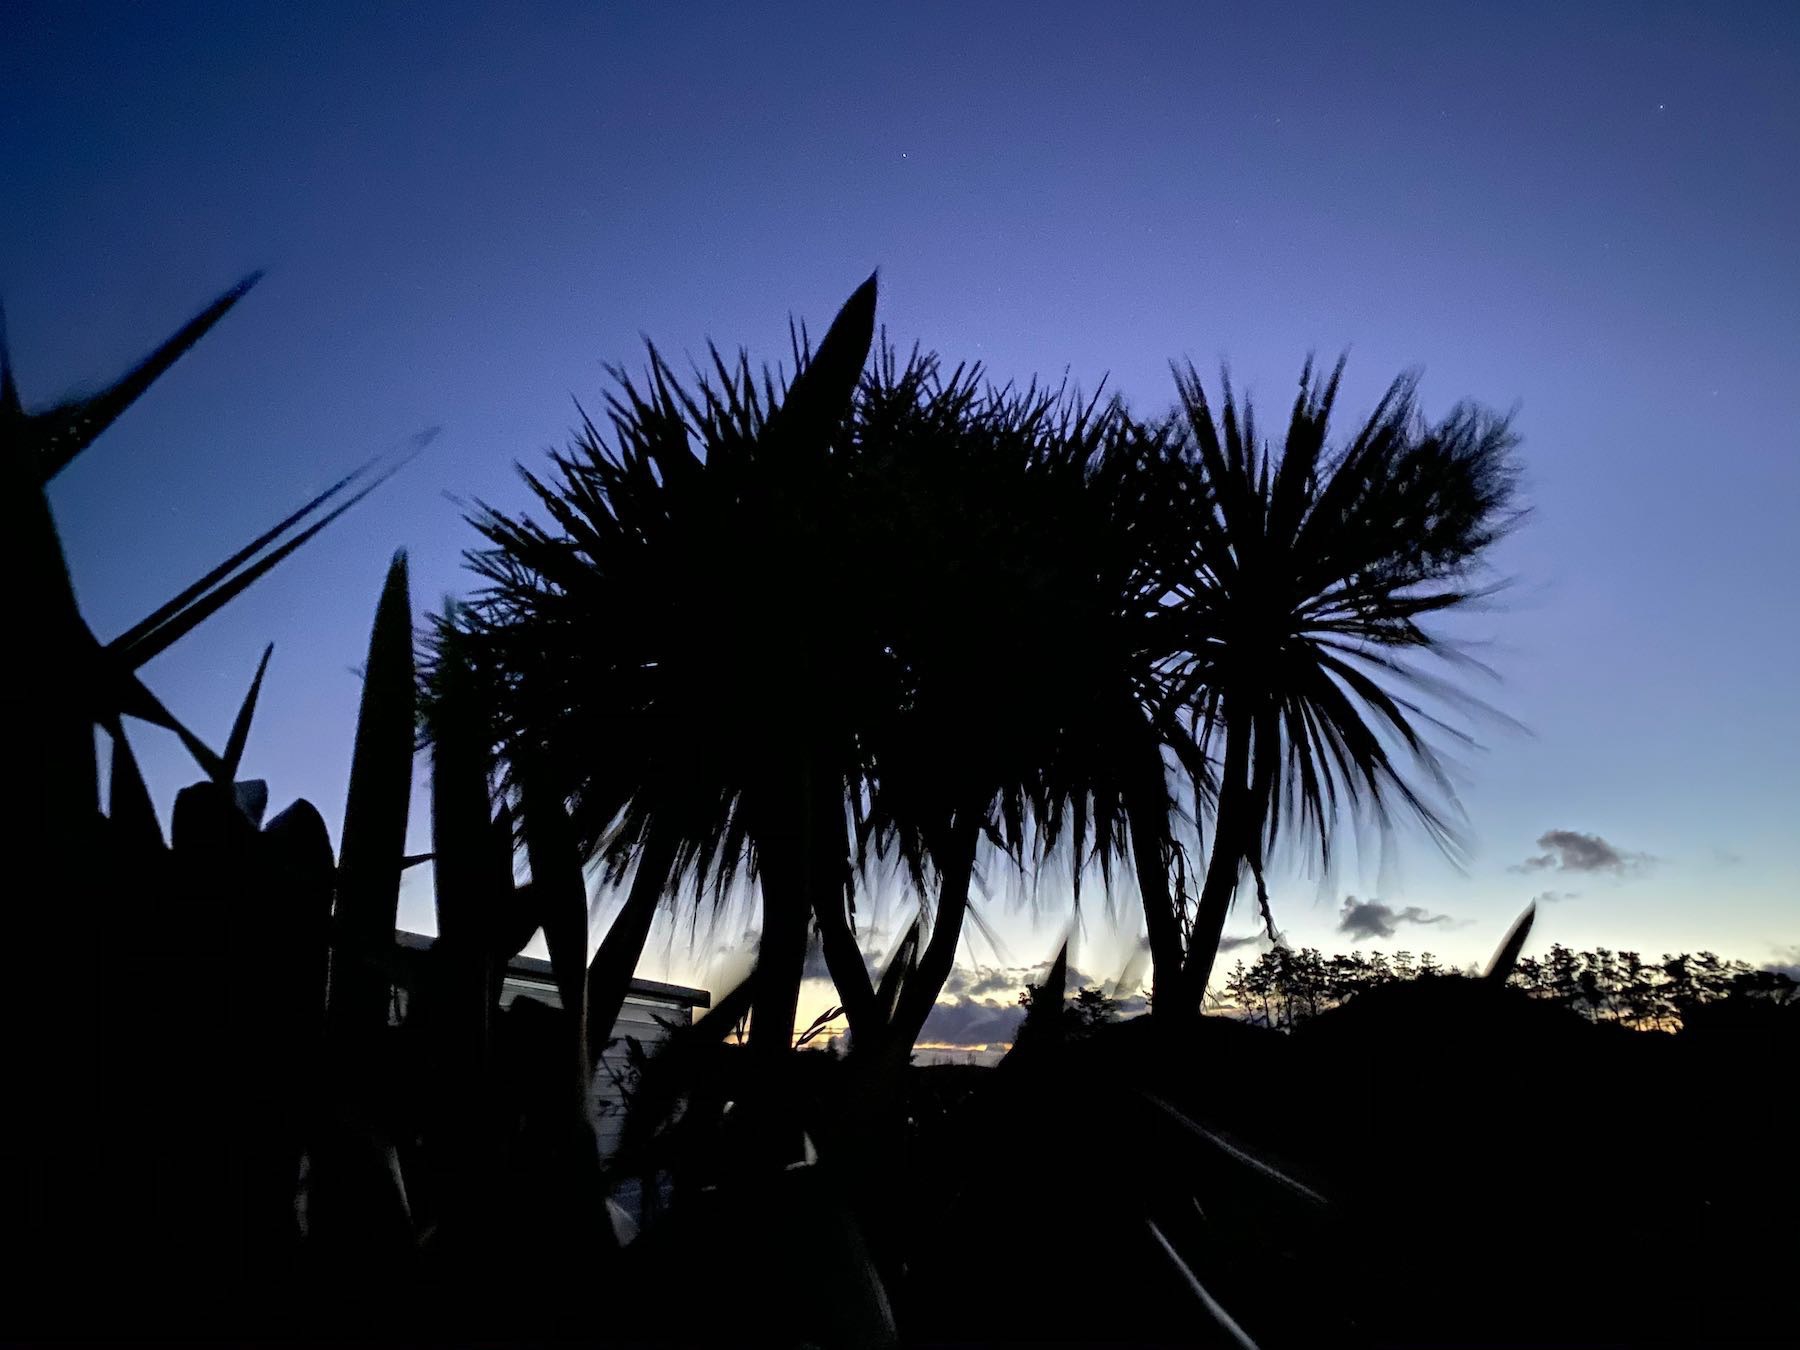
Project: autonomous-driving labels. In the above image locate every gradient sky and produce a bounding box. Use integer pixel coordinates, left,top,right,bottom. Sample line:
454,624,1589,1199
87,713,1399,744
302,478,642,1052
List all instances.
6,1,1795,1041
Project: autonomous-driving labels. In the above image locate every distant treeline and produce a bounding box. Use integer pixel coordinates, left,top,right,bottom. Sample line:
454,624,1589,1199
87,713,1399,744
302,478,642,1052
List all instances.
1219,943,1797,1031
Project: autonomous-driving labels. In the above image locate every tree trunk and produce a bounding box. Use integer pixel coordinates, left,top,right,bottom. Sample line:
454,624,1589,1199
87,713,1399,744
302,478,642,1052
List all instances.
1124,746,1186,1015
812,874,876,1035
885,810,981,1063
519,758,592,1114
749,852,809,1060
747,757,831,1062
832,809,979,1290
1180,708,1253,1009
586,822,678,1056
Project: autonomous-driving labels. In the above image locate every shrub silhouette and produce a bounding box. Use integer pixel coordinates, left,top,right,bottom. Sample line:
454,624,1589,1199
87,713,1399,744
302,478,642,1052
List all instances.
9,267,1788,1344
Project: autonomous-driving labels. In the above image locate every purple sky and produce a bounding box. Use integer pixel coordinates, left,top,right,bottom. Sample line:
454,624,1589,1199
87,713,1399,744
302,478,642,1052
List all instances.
6,2,1795,1016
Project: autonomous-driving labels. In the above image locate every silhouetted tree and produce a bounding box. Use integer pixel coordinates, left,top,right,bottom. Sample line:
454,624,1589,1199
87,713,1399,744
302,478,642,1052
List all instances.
1217,939,1794,1032
456,279,878,1069
851,345,1198,1041
1160,362,1522,1008
1018,981,1122,1039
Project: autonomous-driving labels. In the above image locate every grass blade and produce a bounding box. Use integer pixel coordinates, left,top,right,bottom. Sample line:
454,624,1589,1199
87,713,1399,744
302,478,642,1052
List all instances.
328,552,415,1046
111,438,428,668
223,643,273,779
34,272,263,483
93,622,227,781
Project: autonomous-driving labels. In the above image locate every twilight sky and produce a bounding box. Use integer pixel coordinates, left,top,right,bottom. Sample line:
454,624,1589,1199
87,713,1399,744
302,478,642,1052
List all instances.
6,1,1795,1044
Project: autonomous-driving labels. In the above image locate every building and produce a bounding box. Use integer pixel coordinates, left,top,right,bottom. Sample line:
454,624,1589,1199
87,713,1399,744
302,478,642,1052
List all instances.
391,931,710,1160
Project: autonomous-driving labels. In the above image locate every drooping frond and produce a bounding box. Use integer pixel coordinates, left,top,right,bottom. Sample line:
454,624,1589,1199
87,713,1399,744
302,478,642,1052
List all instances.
1166,358,1522,881
439,279,883,919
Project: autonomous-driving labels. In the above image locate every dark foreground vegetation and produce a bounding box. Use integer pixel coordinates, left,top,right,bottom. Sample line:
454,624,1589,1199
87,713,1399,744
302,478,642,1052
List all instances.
6,273,1792,1345
911,952,1797,1347
1221,939,1797,1032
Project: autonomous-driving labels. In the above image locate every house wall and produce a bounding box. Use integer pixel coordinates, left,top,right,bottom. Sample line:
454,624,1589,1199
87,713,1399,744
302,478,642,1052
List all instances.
388,934,705,1164
592,994,690,1160
497,972,694,1160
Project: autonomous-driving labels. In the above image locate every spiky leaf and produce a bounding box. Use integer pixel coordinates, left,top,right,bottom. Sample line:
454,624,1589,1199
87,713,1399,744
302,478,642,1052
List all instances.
329,551,415,1044
223,644,273,780
26,272,261,483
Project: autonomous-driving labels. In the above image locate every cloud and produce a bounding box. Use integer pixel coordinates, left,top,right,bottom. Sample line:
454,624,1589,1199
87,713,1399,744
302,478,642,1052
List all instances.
1336,897,1458,943
1767,945,1800,984
924,961,1150,1048
1513,830,1653,877
1712,846,1744,868
947,967,1032,1000
1530,890,1578,905
943,960,1118,1002
917,997,1024,1050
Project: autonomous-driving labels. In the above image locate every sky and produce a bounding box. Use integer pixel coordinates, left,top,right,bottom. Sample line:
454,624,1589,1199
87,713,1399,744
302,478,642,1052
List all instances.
5,1,1795,1051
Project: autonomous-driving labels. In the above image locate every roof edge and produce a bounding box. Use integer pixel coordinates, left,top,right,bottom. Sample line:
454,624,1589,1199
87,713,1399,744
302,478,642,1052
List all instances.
393,930,711,1008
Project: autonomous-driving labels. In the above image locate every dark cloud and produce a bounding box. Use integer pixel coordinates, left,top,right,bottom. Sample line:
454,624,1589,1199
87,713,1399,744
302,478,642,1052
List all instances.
924,960,1149,1048
917,997,1023,1049
1219,933,1268,953
1111,993,1151,1019
1337,897,1457,943
1513,830,1653,876
943,960,1112,1002
940,966,989,998
965,969,1032,1000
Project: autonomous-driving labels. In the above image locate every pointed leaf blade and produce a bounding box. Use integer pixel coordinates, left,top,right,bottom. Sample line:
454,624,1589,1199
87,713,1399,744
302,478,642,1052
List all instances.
36,272,263,482
328,552,415,1045
223,643,274,779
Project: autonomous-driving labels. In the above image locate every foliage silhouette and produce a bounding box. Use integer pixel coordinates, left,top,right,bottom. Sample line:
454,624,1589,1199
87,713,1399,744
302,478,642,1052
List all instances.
1,274,427,1336
840,350,1187,1082
12,265,1791,1346
1220,934,1795,1032
453,275,880,1082
1161,360,1523,1006
454,282,1526,1107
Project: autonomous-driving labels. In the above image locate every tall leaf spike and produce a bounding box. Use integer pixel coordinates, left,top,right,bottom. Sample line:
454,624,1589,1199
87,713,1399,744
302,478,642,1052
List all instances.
35,271,264,482
223,643,274,780
1483,902,1536,984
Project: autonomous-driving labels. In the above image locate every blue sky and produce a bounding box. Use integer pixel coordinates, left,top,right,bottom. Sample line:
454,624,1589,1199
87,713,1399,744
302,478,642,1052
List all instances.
5,1,1795,1025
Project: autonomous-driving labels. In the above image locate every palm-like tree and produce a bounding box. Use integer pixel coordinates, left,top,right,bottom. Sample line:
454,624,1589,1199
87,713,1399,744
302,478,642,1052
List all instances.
1162,359,1521,1006
452,277,879,1065
847,346,1208,1053
849,351,1057,1061
452,292,1520,1064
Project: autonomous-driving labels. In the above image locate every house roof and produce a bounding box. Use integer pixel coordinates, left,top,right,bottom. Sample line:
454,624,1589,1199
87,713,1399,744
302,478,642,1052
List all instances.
392,930,710,1009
